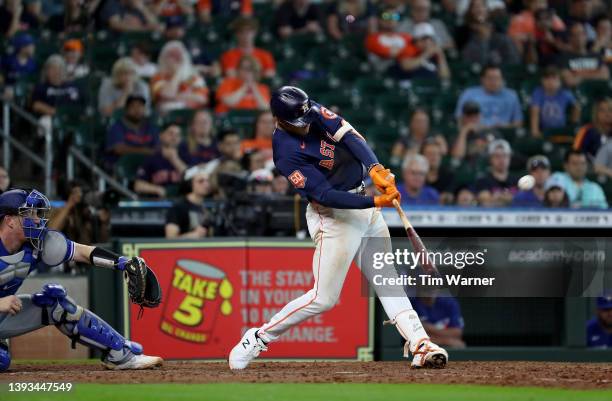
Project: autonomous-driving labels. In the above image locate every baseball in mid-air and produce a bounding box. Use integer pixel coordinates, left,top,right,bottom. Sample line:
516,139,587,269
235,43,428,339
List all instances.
518,175,536,191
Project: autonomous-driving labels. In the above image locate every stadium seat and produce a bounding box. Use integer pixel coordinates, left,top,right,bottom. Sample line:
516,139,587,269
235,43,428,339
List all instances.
164,109,194,127
329,58,371,82
116,154,148,183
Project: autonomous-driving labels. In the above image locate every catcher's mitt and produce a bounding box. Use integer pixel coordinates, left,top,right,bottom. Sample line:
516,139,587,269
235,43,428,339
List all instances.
123,257,162,310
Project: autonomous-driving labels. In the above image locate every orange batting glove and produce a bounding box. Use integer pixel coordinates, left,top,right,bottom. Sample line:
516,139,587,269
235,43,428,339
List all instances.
369,164,396,194
374,187,401,208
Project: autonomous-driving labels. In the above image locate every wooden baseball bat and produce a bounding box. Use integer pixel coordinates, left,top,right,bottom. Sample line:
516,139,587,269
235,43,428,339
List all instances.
392,199,439,275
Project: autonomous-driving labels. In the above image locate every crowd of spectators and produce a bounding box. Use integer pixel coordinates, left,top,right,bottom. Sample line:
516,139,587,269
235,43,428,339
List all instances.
0,0,611,212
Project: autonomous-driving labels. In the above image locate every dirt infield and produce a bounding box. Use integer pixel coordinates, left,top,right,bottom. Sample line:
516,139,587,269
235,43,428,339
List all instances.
2,361,610,390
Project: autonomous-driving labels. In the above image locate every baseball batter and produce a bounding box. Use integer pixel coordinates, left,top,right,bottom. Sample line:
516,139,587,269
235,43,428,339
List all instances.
229,86,448,369
0,189,162,371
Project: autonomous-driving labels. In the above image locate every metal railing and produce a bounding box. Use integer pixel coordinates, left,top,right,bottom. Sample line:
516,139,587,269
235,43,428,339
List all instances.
1,101,137,199
1,101,53,195
66,146,137,200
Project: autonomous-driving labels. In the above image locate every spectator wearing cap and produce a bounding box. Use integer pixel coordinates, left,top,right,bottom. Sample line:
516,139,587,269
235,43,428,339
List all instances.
549,149,608,209
0,33,36,89
47,0,88,35
560,22,609,88
221,17,276,79
178,109,220,166
587,295,612,348
455,65,523,129
365,8,418,72
128,42,158,79
134,123,189,198
62,39,89,80
397,153,440,205
422,139,455,205
30,54,81,117
215,55,271,114
165,166,213,239
543,175,569,207
97,0,162,33
274,0,322,40
163,14,187,40
573,98,612,160
98,57,150,117
399,0,454,49
326,0,376,41
529,66,580,138
473,139,518,207
511,155,551,207
105,94,158,168
395,22,450,81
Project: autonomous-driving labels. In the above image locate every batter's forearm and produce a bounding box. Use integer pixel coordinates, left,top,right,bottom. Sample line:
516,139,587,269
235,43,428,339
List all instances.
342,133,379,171
317,189,375,209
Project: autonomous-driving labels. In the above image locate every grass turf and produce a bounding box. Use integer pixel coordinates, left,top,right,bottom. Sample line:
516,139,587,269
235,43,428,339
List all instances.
1,383,610,401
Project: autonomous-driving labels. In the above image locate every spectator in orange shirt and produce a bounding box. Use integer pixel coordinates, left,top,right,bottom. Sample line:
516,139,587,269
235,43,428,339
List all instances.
242,110,275,159
197,0,253,24
221,17,276,78
151,40,209,112
215,55,270,114
507,0,565,56
365,9,417,71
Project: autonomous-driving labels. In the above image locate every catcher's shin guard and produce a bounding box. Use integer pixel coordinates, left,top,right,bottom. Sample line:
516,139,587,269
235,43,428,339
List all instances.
0,339,10,371
32,283,142,363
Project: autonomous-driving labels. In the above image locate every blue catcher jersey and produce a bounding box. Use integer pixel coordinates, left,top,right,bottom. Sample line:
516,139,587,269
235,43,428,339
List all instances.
272,102,366,201
0,231,75,297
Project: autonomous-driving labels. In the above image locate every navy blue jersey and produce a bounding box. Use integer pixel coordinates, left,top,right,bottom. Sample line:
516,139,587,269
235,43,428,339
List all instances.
273,102,376,209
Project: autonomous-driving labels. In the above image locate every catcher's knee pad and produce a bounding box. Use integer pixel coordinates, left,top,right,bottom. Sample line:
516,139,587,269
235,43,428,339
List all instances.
0,340,10,371
31,284,141,357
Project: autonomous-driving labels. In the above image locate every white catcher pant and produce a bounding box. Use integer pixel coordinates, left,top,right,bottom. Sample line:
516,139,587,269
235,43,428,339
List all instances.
259,204,429,347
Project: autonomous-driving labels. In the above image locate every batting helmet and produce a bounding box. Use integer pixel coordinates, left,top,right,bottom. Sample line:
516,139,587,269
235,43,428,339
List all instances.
270,86,316,128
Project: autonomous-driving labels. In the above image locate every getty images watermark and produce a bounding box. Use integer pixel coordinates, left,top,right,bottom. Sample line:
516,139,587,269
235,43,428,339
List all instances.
371,249,493,287
358,237,611,297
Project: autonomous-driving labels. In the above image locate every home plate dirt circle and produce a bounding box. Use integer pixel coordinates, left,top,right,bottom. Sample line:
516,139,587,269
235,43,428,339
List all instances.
2,361,611,390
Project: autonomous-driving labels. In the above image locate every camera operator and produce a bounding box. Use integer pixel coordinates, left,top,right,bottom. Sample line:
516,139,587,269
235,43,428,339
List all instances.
48,180,110,245
165,166,213,239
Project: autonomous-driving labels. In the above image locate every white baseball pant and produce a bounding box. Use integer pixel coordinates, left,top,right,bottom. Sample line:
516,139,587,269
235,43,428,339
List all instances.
259,203,429,348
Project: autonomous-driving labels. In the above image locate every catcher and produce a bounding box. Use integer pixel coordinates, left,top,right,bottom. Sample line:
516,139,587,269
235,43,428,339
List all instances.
0,189,162,371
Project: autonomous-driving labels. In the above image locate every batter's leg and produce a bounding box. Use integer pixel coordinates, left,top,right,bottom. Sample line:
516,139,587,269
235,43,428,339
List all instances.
359,209,448,368
259,205,367,341
229,205,370,369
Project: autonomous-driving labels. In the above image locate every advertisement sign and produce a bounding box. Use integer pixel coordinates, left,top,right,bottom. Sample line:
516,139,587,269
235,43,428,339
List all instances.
122,240,372,360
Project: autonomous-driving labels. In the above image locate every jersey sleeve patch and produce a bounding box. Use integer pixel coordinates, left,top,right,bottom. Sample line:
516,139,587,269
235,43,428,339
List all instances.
288,170,307,189
320,106,338,120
